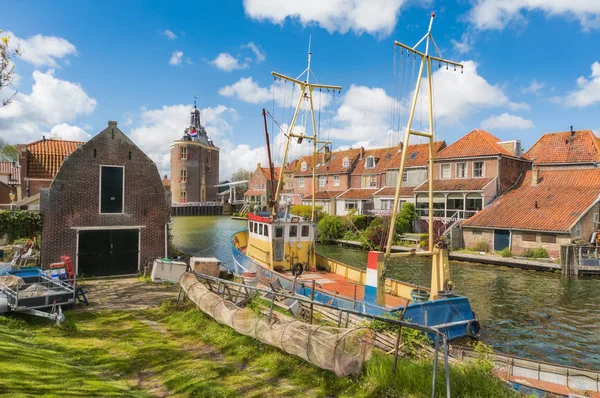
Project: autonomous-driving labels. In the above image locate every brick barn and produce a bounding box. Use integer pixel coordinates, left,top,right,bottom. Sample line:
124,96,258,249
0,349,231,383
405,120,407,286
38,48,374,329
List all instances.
40,121,170,276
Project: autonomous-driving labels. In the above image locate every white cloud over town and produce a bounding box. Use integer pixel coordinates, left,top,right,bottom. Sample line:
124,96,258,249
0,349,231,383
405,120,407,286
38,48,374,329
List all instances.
162,29,177,40
563,61,600,107
211,52,249,71
242,41,266,63
243,0,407,37
168,51,184,66
1,30,77,68
481,113,535,130
468,0,600,31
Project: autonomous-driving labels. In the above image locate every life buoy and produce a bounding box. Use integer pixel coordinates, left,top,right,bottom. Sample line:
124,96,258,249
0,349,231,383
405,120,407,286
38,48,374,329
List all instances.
292,263,304,277
466,319,481,338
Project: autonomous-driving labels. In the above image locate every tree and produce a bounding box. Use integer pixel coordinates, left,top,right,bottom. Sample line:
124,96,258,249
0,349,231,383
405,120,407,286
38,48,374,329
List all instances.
1,29,20,108
231,168,252,200
0,138,18,161
396,202,418,234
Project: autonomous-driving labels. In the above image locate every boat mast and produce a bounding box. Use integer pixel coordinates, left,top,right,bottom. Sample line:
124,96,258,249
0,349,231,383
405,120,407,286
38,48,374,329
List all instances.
262,108,276,210
385,13,463,255
270,39,342,221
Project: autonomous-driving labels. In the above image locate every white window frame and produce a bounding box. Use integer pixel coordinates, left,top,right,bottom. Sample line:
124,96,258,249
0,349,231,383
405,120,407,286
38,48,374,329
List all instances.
473,161,485,178
180,169,187,182
319,176,326,188
99,165,125,214
180,146,188,159
299,177,304,188
300,161,307,172
180,190,187,201
456,162,467,179
402,171,408,183
333,175,340,187
440,163,451,180
342,157,350,168
345,200,358,210
365,156,375,169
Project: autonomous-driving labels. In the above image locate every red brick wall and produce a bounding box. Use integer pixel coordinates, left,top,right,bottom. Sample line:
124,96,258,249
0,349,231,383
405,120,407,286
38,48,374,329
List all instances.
498,157,531,194
40,123,170,271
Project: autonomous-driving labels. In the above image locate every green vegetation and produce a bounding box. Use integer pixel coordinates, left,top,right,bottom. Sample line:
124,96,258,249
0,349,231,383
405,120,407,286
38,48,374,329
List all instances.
521,247,549,259
0,210,42,243
290,205,325,221
471,241,490,253
317,215,347,243
499,247,512,258
0,301,517,397
396,202,418,234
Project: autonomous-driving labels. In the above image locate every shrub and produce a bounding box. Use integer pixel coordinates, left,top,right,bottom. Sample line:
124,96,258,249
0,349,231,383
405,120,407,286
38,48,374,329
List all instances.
533,247,549,258
317,216,346,243
342,230,360,241
396,202,418,234
471,241,489,252
349,214,369,231
499,247,512,257
0,210,42,243
290,205,325,221
521,249,535,258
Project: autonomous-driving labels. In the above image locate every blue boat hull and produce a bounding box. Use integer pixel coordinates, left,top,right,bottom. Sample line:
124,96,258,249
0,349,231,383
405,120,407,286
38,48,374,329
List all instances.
231,231,477,340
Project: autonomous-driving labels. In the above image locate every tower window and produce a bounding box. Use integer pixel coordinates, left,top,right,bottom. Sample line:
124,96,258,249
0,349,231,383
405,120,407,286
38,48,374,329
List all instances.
301,161,307,172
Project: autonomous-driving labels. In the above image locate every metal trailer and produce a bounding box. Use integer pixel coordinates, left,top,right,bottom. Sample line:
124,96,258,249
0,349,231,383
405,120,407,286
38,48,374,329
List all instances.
0,269,76,324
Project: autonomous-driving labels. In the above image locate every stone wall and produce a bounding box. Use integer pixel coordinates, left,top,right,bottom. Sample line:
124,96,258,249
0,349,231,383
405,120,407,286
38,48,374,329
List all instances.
498,156,531,195
462,228,494,251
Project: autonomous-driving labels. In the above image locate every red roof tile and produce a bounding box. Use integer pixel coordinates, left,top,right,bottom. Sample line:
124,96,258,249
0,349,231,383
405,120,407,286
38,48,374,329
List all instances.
0,161,20,184
293,155,316,176
244,190,265,196
351,147,396,175
284,159,299,173
414,177,495,192
436,130,515,159
261,167,281,181
387,141,446,169
337,188,378,200
302,191,345,200
24,139,84,179
294,148,363,177
161,176,171,187
372,186,415,197
524,130,600,165
462,169,600,232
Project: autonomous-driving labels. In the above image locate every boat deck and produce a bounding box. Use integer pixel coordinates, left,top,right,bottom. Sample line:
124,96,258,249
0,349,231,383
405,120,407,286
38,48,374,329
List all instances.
285,271,409,308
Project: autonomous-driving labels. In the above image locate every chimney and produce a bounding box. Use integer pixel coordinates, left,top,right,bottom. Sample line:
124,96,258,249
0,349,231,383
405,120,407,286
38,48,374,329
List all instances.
257,162,261,169
570,125,575,138
531,165,539,187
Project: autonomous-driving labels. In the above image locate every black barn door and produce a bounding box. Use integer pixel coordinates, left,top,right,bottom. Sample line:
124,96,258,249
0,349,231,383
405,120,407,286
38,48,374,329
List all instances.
78,229,139,276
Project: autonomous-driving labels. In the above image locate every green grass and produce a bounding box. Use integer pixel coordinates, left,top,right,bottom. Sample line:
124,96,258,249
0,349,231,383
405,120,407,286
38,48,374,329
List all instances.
0,300,518,397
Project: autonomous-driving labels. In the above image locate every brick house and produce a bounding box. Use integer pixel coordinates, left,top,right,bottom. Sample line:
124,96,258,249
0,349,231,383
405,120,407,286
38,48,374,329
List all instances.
461,169,600,257
373,141,446,213
40,121,170,276
413,130,530,220
0,161,20,209
292,155,316,203
280,159,299,205
301,148,362,214
244,163,281,209
525,129,600,170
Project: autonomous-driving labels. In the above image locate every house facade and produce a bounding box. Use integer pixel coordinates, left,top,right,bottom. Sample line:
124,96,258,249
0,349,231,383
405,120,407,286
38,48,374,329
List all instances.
0,161,20,209
170,103,220,204
244,163,281,209
40,121,170,276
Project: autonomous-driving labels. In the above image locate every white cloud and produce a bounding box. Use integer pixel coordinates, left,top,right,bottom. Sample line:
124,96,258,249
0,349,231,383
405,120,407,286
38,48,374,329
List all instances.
451,33,473,54
46,123,91,141
242,41,266,63
243,0,406,37
0,69,96,143
562,61,600,107
1,30,77,68
468,0,600,31
162,29,177,40
521,80,545,95
211,52,249,71
218,77,271,103
169,51,183,66
481,113,535,130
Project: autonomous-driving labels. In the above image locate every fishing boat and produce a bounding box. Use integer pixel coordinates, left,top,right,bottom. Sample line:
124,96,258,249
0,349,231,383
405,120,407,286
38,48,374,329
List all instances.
231,15,479,340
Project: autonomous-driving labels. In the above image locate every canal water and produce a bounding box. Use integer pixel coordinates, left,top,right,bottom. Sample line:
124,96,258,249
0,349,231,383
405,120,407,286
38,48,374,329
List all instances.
172,216,600,370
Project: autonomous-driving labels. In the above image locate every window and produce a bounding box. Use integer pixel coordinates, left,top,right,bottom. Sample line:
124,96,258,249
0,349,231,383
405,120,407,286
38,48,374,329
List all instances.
345,201,357,210
381,200,393,210
249,222,254,233
441,164,451,179
522,233,536,242
180,190,187,203
541,234,556,243
264,225,269,237
180,146,188,159
472,230,482,235
473,161,484,178
362,175,377,188
180,169,188,182
275,227,283,238
254,222,258,234
402,171,408,183
342,157,350,167
333,175,340,187
319,176,326,187
456,163,467,179
408,152,418,160
301,161,307,171
289,225,298,237
100,166,124,213
259,224,263,235
574,222,582,238
365,156,376,169
299,177,304,188
301,225,310,237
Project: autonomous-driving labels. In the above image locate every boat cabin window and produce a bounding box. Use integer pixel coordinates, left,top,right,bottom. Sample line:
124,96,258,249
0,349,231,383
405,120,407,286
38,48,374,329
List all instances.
264,225,269,237
254,223,258,234
301,225,310,237
259,224,263,235
275,227,283,238
289,225,298,237
249,221,254,232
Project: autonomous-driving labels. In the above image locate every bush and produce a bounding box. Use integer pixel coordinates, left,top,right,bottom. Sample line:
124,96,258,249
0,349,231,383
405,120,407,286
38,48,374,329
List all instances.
499,247,512,257
342,229,360,241
396,202,418,234
533,247,549,258
521,249,535,258
471,241,489,252
348,214,369,231
317,216,346,243
0,210,42,243
359,218,388,250
290,205,325,221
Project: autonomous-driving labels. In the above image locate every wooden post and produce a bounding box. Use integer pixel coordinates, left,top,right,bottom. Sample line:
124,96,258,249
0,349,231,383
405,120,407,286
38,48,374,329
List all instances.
309,280,316,324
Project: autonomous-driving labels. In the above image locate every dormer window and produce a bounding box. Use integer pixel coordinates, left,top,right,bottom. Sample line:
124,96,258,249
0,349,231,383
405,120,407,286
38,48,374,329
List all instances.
365,156,376,169
342,157,350,167
301,161,307,171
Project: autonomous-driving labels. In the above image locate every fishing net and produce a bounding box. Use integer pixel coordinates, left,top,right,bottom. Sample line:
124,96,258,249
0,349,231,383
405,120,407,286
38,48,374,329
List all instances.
180,272,374,377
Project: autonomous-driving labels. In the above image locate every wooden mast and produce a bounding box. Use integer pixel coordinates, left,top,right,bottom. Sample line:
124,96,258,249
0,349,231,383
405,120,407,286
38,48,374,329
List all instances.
262,108,276,211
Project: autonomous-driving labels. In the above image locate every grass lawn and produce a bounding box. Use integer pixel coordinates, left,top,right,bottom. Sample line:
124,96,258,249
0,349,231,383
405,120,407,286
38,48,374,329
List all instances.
0,300,518,397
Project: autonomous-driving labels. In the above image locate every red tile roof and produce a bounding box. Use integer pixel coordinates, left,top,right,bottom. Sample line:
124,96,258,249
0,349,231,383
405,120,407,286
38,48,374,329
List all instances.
294,148,363,177
161,176,171,187
302,191,344,200
0,161,20,184
462,169,600,232
261,167,281,181
414,177,495,192
373,186,415,197
284,159,299,173
351,147,396,175
436,130,515,159
524,130,600,165
244,190,265,196
337,188,378,200
293,155,316,176
387,141,446,169
24,139,84,179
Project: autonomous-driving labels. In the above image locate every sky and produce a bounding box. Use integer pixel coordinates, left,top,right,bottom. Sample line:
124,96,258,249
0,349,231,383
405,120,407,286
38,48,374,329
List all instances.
1,0,600,179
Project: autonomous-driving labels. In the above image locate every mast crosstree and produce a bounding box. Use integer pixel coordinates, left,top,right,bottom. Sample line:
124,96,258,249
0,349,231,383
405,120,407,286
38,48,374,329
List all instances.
385,13,463,256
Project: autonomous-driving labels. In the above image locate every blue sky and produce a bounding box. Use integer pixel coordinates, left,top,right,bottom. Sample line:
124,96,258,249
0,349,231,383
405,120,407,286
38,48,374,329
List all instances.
1,0,599,178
